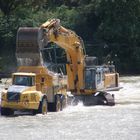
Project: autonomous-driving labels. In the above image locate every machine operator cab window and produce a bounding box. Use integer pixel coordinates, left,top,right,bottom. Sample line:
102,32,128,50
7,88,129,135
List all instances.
13,75,35,86
85,67,104,90
85,68,96,89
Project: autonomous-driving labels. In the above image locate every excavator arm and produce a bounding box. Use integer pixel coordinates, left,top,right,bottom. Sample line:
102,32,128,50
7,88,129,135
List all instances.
41,19,86,93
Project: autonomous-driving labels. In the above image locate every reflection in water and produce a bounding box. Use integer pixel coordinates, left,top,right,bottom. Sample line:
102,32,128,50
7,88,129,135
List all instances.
0,76,140,140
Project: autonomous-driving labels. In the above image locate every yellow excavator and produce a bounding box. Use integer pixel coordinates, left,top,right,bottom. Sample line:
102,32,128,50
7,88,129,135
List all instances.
17,19,120,106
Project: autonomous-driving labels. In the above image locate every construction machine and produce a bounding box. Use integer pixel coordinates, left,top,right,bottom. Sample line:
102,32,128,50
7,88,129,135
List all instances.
20,19,121,106
1,66,67,116
1,27,67,116
1,19,121,115
38,19,121,106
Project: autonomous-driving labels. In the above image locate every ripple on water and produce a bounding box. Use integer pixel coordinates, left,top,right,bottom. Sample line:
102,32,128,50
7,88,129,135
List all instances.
0,76,140,140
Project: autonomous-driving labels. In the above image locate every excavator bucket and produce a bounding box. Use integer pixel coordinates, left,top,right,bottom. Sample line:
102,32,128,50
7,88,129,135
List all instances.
16,27,46,66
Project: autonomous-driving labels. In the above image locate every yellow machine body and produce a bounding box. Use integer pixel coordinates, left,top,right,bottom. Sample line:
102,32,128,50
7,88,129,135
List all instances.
1,66,67,111
1,19,121,110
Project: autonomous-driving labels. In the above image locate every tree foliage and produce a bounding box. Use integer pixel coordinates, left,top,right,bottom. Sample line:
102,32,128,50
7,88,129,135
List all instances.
0,0,140,74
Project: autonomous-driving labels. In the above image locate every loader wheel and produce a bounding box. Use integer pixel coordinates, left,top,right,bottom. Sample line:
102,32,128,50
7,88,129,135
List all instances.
49,95,63,112
37,98,48,115
61,95,67,111
55,95,61,112
1,107,14,116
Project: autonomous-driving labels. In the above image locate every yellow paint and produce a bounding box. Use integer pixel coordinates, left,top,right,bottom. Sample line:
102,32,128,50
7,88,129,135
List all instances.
41,19,119,95
1,66,67,111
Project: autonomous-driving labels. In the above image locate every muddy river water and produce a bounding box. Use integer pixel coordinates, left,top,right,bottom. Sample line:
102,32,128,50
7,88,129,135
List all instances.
0,76,140,140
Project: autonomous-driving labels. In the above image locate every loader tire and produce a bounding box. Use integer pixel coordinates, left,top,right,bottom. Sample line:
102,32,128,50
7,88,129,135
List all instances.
55,95,61,112
1,107,14,116
61,95,67,111
35,98,48,115
50,95,61,112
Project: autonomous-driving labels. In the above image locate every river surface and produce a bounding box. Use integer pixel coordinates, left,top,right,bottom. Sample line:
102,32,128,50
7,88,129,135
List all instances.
0,76,140,140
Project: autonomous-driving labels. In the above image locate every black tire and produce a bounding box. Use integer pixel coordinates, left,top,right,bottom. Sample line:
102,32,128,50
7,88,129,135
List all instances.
34,98,48,115
60,95,67,111
55,95,61,112
1,107,14,116
48,95,66,112
50,95,61,112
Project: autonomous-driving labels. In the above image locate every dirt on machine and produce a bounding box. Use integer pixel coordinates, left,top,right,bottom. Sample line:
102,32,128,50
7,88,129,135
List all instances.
1,19,121,116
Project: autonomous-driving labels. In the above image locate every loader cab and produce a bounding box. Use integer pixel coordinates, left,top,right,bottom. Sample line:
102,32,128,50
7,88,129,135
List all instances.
84,67,104,90
12,73,35,86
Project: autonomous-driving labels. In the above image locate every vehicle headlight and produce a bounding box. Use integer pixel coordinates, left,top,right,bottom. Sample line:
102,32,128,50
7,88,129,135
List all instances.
22,94,29,101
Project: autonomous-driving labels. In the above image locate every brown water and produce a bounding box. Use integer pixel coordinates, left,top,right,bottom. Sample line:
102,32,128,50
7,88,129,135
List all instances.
0,76,140,140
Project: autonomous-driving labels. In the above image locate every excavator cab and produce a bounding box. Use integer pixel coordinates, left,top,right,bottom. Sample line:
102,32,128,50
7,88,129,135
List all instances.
84,56,104,90
84,67,104,90
85,68,96,89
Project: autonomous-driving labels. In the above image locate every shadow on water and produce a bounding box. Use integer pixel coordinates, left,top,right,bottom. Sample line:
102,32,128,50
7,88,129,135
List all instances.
0,111,35,118
116,101,140,106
